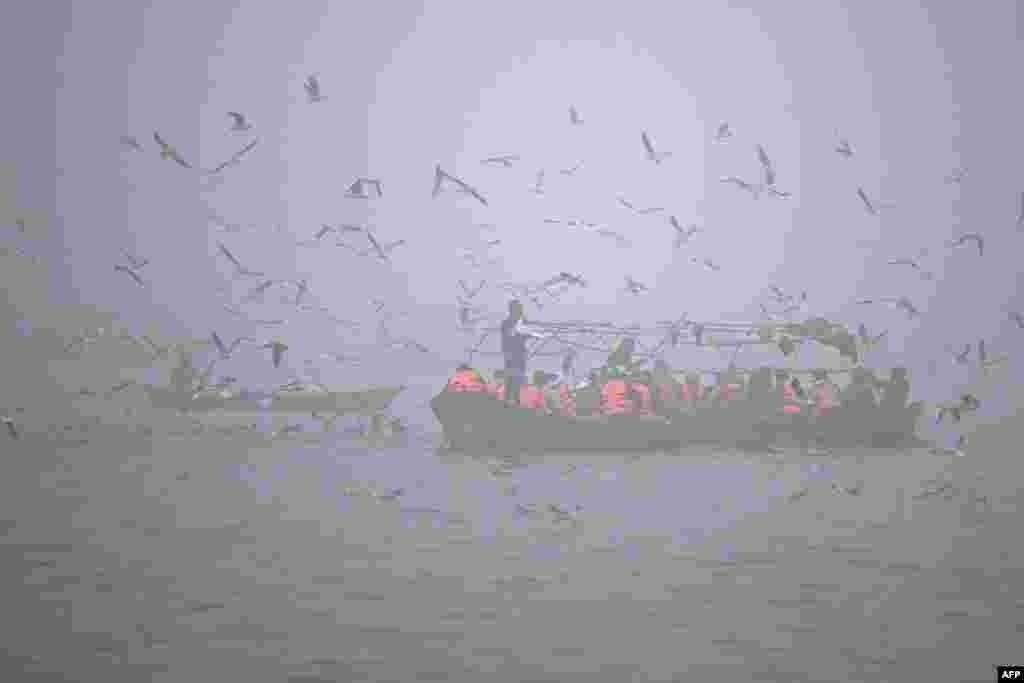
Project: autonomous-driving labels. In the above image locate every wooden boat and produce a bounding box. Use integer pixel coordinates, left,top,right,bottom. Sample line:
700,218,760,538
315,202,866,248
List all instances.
430,391,925,452
143,384,405,415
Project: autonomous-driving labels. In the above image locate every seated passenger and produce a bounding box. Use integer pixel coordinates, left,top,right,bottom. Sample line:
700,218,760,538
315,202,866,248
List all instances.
878,367,910,411
652,359,683,415
573,371,602,417
446,364,486,393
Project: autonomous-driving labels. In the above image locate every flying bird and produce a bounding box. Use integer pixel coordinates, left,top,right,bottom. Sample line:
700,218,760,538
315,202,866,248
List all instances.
345,177,383,199
531,170,546,195
856,187,894,215
114,263,146,287
934,394,980,424
210,332,256,359
856,296,919,319
153,132,191,168
641,131,671,164
432,165,488,206
119,249,149,270
480,155,519,168
835,138,853,158
1009,311,1024,329
595,228,631,248
712,122,732,143
947,343,972,365
756,145,791,197
361,231,404,259
948,232,983,257
216,242,264,278
669,216,700,248
569,106,583,125
304,75,326,103
944,167,964,184
690,257,721,272
120,135,143,152
617,197,663,215
206,138,259,175
261,340,289,368
720,176,761,198
560,163,582,176
458,279,486,299
623,276,648,295
227,112,252,131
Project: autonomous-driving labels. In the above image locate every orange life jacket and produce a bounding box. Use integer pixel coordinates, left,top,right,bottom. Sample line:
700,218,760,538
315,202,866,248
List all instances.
601,379,631,415
520,385,545,410
446,369,486,393
781,382,803,413
813,381,838,417
679,383,704,402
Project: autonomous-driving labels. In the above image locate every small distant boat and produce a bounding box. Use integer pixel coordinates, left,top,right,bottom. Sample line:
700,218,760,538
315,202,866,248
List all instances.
142,384,404,415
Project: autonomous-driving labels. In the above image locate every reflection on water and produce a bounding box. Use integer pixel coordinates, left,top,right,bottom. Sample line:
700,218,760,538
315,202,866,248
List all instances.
224,428,837,550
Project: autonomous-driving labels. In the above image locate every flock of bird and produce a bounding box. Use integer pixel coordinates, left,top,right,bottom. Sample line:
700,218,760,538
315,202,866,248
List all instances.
5,69,1024,453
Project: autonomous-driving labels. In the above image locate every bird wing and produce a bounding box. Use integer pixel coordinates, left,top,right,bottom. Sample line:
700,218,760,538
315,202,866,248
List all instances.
228,112,244,126
641,132,655,157
856,187,875,213
366,231,386,259
756,145,775,185
217,242,242,269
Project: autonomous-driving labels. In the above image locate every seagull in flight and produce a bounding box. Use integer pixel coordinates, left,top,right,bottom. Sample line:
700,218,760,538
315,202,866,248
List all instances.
458,279,487,299
690,257,721,272
227,112,252,131
856,296,919,319
345,177,383,199
119,248,149,270
641,131,671,164
948,232,984,257
432,165,488,206
206,138,259,175
595,228,631,248
261,340,289,368
210,332,257,359
945,343,972,366
712,122,732,143
835,137,853,158
856,187,894,216
887,257,935,280
569,106,583,125
623,276,648,295
560,163,582,176
153,132,191,168
480,155,519,168
120,135,143,152
1009,311,1024,329
720,176,762,199
856,323,887,351
304,74,326,103
756,145,791,198
669,216,700,248
360,231,405,259
114,263,146,287
617,197,664,215
216,242,264,279
297,223,364,246
531,170,546,196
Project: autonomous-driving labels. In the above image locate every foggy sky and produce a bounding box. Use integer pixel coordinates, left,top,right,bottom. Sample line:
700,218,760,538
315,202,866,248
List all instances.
4,1,1023,418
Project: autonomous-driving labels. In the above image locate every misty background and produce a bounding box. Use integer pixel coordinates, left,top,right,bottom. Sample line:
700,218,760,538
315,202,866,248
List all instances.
3,0,1023,436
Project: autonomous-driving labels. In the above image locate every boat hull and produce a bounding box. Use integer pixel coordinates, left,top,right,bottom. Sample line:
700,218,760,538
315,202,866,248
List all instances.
430,391,924,452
